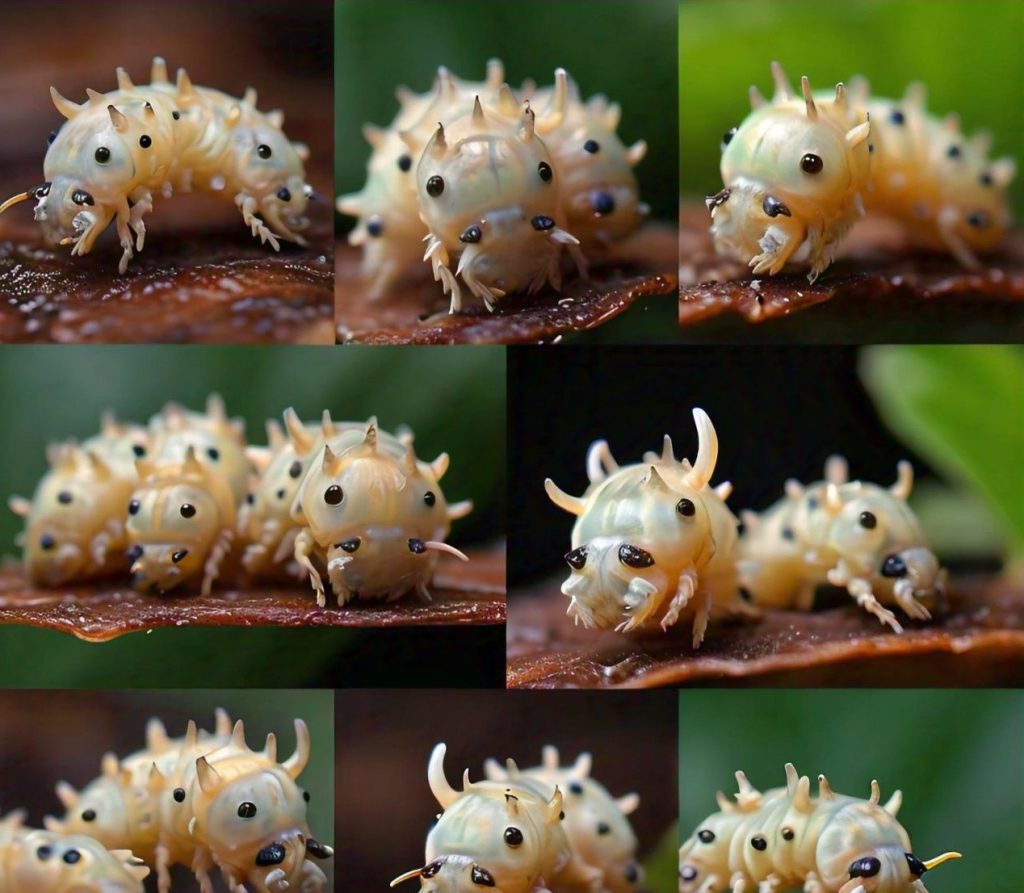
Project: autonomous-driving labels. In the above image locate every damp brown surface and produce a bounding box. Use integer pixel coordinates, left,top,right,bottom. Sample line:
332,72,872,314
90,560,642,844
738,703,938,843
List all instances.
0,544,505,643
677,204,1024,338
507,577,1024,688
335,224,678,344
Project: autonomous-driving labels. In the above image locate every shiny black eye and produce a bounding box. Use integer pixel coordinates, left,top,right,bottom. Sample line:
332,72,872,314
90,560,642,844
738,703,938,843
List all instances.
565,547,587,569
289,461,303,479
72,190,95,206
128,500,140,515
180,503,196,518
173,788,186,802
584,139,600,153
337,538,360,553
624,864,640,883
172,549,188,563
568,782,583,795
859,511,877,529
63,849,81,864
946,145,961,159
619,544,655,568
849,857,881,878
81,809,96,821
890,109,906,125
504,827,523,846
881,554,907,577
172,110,181,120
593,191,615,215
537,161,553,182
459,225,482,244
782,827,795,841
980,172,994,187
257,144,272,159
255,843,286,866
206,447,219,461
421,861,442,878
800,153,823,174
597,821,610,834
750,836,767,851
95,146,111,163
471,866,495,887
303,791,311,802
237,801,257,818
397,154,412,172
139,135,152,149
277,187,291,202
722,127,737,147
531,215,555,231
58,491,72,504
132,444,146,457
697,829,715,843
367,216,384,237
968,211,990,228
424,491,436,506
906,854,927,876
48,130,58,145
781,527,795,541
408,538,427,554
324,485,343,505
36,846,53,860
676,498,696,517
426,175,444,197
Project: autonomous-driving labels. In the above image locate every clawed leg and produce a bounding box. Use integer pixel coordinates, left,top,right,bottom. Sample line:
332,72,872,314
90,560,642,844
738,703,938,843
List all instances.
758,875,782,893
937,204,981,269
691,587,713,648
803,871,825,893
326,550,354,605
828,561,903,633
749,223,805,276
294,528,326,607
155,843,172,893
128,188,154,253
661,568,698,630
893,579,932,621
114,199,136,275
299,859,328,893
730,872,749,893
201,528,234,596
236,192,281,250
423,233,461,312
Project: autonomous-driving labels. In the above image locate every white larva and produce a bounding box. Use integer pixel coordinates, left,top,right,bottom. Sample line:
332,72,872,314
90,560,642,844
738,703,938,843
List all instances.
0,58,314,273
679,765,961,893
708,62,1015,281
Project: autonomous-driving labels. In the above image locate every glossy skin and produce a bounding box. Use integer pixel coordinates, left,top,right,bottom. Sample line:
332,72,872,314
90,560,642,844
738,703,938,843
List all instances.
546,409,748,647
48,714,332,893
0,58,312,273
679,767,959,893
739,458,944,632
709,63,1014,281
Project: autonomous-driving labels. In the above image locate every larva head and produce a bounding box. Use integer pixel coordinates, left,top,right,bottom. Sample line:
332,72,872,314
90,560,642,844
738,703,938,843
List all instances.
710,64,871,266
4,828,148,893
193,721,330,893
126,447,232,593
393,744,564,893
48,764,134,850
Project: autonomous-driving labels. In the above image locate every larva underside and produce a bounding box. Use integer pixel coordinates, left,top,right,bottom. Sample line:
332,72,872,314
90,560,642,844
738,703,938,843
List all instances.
0,58,314,273
708,62,1016,281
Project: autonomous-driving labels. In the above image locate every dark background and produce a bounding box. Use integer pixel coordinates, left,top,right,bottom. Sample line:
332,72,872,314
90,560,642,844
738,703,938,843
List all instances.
336,689,677,892
507,345,934,586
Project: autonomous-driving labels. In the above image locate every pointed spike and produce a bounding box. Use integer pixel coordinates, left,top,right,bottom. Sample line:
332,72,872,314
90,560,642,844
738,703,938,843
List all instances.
834,82,848,111
214,707,231,735
321,443,338,474
55,781,78,808
101,752,120,778
891,461,914,500
264,732,277,762
921,852,962,871
429,452,449,481
847,117,872,149
116,67,136,91
472,95,486,126
485,58,504,90
645,466,671,492
266,110,284,129
265,419,286,453
183,719,198,749
770,60,794,102
869,779,881,805
195,756,221,793
541,745,559,769
749,84,766,110
519,103,536,142
990,157,1016,188
283,718,310,779
497,84,519,116
660,434,675,463
883,788,903,816
362,416,378,451
146,718,170,753
86,88,106,105
243,87,258,107
283,407,315,455
683,407,718,490
615,792,640,815
903,81,927,110
151,57,168,83
226,105,242,129
50,86,81,120
230,719,247,749
801,76,818,119
818,773,836,801
824,454,849,485
627,140,647,166
545,478,585,516
176,68,194,97
143,101,156,121
427,743,458,808
108,105,128,131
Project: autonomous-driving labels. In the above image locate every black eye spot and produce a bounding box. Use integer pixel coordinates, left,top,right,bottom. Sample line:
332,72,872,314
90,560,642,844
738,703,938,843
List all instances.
255,843,286,866
276,488,286,500
303,790,311,802
584,139,600,153
593,191,616,215
58,491,73,505
624,864,640,883
946,145,961,159
980,172,994,187
762,195,791,217
890,109,906,125
697,830,715,844
869,143,875,153
397,154,413,172
859,511,877,529
40,533,55,550
681,866,698,882
751,836,767,851
366,215,384,237
245,493,255,504
531,215,555,231
34,182,51,199
237,801,257,818
537,161,553,182
782,827,795,841
800,153,823,174
172,549,188,564
173,788,186,802
324,485,343,505
95,146,111,163
849,857,881,878
422,861,442,879
37,845,53,860
289,461,303,479
48,130,58,145
206,447,220,461
139,135,152,149
568,782,583,795
597,821,610,835
503,827,523,846
277,187,291,202
968,211,991,228
426,175,445,197
471,865,496,886
63,850,81,864
722,127,737,147
565,546,587,569
257,144,272,159
781,527,795,541
881,554,907,578
459,225,482,243
180,503,196,518
807,496,819,509
132,444,146,457
128,500,140,515
72,190,95,206
422,491,437,507
172,110,181,120
408,538,427,554
618,544,655,568
676,498,696,517
82,809,96,821
337,538,360,553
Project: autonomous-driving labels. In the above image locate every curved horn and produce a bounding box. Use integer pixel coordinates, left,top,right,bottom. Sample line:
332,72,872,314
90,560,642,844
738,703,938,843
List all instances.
545,478,585,516
230,719,248,750
421,541,469,561
55,781,78,808
282,719,310,779
801,75,818,119
542,745,560,769
321,409,337,439
283,408,314,455
572,751,592,778
891,461,913,500
427,742,460,809
50,86,82,119
195,757,222,793
683,408,718,489
921,853,962,871
616,792,640,815
769,60,794,102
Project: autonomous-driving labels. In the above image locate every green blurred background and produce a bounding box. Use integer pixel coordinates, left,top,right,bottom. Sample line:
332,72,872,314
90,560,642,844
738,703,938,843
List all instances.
0,689,333,892
679,690,1024,893
0,345,505,687
679,0,1024,212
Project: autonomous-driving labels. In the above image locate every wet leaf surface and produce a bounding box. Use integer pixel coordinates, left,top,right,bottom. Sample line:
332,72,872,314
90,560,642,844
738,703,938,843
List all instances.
507,576,1024,688
0,543,505,642
677,204,1024,337
335,224,678,344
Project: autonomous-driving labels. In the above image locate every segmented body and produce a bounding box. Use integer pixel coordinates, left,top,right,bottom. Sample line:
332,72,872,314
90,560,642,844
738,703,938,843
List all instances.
0,810,148,893
545,408,750,647
679,765,960,893
47,711,333,893
738,457,945,633
483,747,643,893
0,58,313,273
708,62,1015,280
338,61,646,312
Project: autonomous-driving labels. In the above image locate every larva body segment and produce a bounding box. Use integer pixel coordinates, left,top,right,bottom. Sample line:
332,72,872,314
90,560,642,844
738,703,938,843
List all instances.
392,743,602,893
0,58,313,273
0,811,149,893
679,766,960,893
47,713,334,893
708,62,1015,280
738,458,945,632
545,408,748,646
483,746,643,893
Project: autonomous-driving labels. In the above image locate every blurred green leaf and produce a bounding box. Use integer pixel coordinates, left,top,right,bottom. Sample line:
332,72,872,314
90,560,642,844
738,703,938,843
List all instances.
644,822,679,893
908,480,1007,559
860,345,1024,562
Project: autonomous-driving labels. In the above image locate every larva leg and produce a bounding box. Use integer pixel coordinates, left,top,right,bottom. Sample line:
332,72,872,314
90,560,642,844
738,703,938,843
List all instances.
66,207,114,258
127,188,154,253
828,561,903,632
423,233,462,312
699,878,722,893
242,518,284,574
937,204,981,269
661,568,698,630
298,859,328,893
749,222,806,276
294,528,326,607
155,843,172,893
893,578,932,621
191,848,216,893
114,197,137,274
758,875,783,893
730,872,749,893
272,525,299,565
326,550,355,605
803,871,826,893
201,528,235,596
794,580,817,611
691,587,713,648
236,192,282,251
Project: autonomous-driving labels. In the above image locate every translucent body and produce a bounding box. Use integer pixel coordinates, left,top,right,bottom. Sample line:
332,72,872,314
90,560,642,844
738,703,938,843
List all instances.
47,713,332,893
546,408,748,646
738,458,945,632
708,63,1015,281
0,58,312,273
679,766,959,893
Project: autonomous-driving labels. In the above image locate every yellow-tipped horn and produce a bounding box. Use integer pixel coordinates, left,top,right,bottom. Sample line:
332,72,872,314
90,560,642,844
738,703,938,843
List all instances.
922,852,962,871
390,867,424,887
0,191,32,215
801,76,818,118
